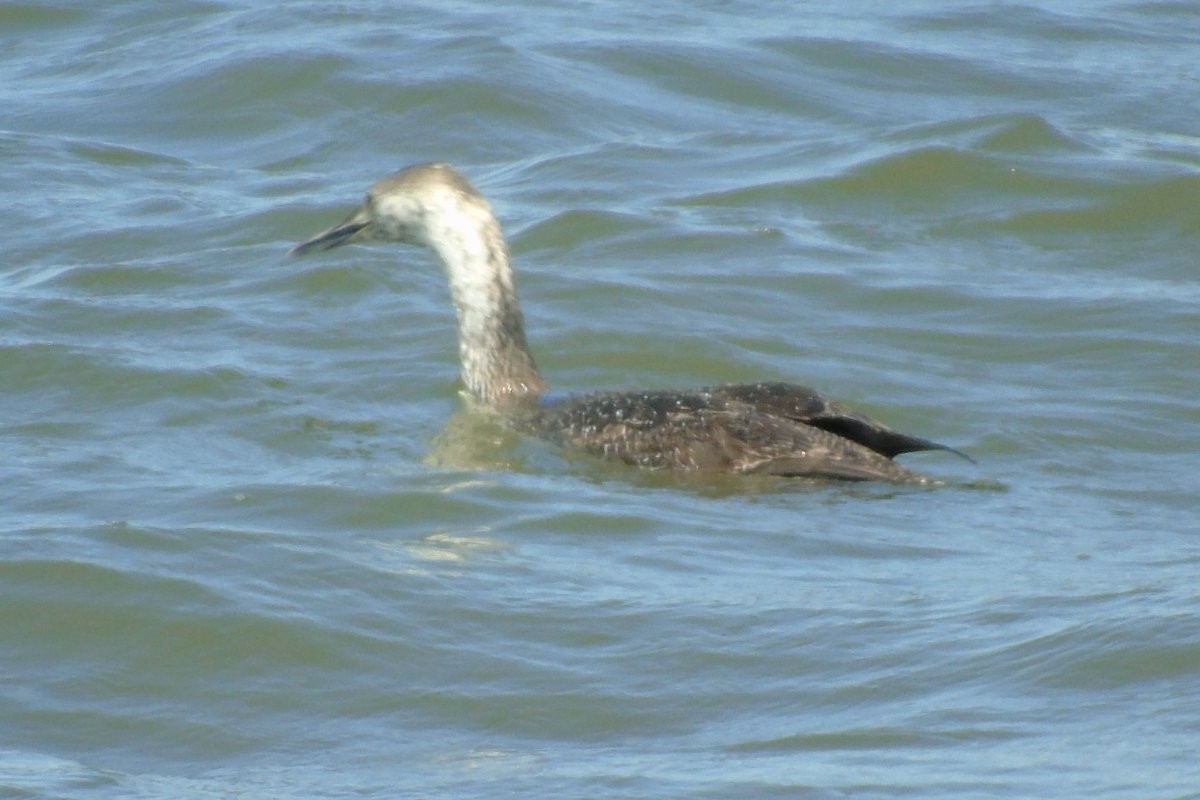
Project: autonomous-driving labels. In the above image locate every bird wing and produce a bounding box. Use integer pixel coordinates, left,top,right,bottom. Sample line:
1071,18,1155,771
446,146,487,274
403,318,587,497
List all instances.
708,382,971,461
705,408,936,482
530,389,939,482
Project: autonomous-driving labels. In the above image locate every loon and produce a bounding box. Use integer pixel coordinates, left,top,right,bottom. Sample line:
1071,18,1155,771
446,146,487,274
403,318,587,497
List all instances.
289,163,968,483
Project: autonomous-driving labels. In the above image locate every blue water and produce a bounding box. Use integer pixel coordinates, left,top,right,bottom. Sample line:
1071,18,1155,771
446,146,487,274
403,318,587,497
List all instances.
2,2,1199,798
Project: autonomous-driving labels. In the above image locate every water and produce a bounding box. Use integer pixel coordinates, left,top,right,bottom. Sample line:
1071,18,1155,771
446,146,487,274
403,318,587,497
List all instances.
2,2,1198,798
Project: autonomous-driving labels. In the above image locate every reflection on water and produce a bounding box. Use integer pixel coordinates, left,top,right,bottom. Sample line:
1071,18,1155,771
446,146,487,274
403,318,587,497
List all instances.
424,405,526,472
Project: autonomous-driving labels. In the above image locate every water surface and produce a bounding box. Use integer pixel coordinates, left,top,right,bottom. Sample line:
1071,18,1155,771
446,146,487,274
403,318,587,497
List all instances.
2,2,1198,798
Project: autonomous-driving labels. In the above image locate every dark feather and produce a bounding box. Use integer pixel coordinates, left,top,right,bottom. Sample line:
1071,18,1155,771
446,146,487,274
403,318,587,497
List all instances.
521,382,964,483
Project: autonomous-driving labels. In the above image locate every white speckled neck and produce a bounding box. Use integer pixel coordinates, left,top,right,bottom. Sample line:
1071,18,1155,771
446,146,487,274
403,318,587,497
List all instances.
408,171,547,406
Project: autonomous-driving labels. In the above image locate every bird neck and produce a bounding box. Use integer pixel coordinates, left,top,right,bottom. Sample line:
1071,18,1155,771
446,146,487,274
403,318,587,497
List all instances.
426,209,548,408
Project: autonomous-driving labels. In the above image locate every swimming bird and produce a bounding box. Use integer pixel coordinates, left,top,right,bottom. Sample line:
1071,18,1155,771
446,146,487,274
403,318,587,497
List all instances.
290,163,968,483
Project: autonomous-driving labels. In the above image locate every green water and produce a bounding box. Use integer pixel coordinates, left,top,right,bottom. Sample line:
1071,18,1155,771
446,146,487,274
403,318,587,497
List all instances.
2,2,1198,798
